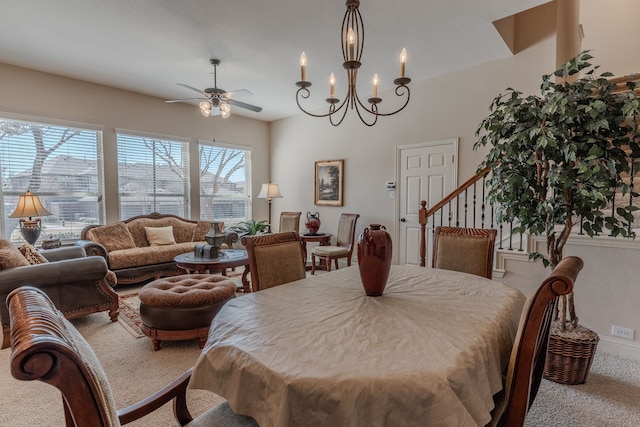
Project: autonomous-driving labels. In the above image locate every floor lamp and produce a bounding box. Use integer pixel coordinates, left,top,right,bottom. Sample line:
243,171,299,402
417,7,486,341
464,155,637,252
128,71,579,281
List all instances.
9,191,52,245
257,182,282,227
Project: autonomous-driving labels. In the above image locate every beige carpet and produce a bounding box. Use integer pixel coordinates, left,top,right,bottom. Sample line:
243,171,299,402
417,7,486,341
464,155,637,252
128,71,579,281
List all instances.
526,352,640,426
1,277,639,425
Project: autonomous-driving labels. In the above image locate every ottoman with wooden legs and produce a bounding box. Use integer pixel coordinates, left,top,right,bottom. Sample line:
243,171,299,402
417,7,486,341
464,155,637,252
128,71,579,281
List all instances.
138,274,236,350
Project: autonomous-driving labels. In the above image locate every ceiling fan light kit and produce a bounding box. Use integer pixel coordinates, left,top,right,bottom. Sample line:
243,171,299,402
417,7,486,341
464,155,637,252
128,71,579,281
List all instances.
167,58,262,119
295,0,411,127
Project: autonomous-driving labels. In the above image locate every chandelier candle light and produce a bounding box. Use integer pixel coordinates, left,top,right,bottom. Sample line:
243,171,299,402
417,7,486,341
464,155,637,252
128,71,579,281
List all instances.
9,191,52,245
295,0,411,126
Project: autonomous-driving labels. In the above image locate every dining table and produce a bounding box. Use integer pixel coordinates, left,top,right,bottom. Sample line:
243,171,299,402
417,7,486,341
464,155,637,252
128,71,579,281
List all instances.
189,264,526,427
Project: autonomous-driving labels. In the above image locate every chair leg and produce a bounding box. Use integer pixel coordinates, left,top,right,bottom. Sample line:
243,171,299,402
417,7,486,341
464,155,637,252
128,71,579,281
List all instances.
311,254,316,275
334,259,339,270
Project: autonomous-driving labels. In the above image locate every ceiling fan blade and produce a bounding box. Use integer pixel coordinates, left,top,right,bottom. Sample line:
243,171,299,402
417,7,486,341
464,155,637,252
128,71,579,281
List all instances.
228,99,262,113
165,97,207,103
223,89,253,99
176,83,207,96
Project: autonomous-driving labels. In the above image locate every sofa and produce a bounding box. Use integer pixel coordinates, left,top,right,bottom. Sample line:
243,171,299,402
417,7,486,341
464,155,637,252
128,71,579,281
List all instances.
76,212,238,286
0,240,118,348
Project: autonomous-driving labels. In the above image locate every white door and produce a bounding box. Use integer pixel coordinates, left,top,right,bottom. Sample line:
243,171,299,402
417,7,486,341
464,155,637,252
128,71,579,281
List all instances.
397,139,457,265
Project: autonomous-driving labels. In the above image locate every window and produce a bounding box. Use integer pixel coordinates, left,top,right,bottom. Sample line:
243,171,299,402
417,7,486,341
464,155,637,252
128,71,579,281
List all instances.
199,141,250,225
0,118,104,243
116,130,190,219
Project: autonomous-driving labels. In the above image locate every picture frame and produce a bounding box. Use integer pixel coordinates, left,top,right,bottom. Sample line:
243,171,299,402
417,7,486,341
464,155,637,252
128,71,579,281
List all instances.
315,159,344,206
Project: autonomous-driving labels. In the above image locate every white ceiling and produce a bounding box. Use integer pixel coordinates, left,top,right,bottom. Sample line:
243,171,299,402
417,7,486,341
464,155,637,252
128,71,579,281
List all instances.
0,0,549,122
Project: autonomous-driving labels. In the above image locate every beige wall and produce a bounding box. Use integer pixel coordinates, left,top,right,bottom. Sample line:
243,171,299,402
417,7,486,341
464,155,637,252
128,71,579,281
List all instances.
0,63,271,224
270,0,640,359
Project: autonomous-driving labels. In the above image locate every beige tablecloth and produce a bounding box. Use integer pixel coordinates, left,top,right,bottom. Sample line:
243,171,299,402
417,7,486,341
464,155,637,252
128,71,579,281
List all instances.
190,265,525,427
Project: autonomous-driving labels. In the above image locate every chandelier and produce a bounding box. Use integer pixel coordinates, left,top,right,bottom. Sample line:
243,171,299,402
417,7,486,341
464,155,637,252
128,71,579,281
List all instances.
295,0,411,127
199,98,231,119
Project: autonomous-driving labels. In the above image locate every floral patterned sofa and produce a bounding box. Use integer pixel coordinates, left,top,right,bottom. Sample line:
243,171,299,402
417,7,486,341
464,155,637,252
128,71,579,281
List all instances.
76,213,237,286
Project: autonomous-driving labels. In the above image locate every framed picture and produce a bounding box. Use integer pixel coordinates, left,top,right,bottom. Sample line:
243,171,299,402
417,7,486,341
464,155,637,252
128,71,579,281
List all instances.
315,159,344,206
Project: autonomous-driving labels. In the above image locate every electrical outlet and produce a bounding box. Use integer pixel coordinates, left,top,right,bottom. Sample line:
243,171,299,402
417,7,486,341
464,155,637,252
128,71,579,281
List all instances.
611,325,635,340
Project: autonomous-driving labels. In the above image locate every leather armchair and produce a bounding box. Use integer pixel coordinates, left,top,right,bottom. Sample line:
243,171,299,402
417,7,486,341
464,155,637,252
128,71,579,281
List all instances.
0,246,119,348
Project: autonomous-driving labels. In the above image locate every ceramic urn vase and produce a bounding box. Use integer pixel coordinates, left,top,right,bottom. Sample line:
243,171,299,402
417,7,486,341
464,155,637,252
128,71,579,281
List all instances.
305,212,321,235
357,224,392,296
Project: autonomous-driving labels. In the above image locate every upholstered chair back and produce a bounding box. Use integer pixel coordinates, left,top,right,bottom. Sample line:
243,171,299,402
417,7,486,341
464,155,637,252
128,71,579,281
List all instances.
242,232,306,292
432,226,497,279
279,211,301,233
335,213,359,249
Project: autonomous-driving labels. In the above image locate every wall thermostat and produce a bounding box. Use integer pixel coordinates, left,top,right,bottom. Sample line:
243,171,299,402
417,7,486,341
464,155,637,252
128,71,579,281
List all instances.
386,181,396,190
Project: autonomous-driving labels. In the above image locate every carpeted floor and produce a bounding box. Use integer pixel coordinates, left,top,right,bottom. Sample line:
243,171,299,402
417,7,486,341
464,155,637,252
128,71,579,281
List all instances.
525,352,640,426
1,274,639,426
117,292,144,338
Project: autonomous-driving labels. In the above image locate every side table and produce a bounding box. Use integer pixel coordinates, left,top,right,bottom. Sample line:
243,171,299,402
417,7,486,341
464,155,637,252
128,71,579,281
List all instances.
300,233,332,271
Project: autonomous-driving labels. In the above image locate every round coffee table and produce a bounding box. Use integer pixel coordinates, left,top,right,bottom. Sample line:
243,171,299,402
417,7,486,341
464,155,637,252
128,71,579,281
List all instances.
174,249,251,292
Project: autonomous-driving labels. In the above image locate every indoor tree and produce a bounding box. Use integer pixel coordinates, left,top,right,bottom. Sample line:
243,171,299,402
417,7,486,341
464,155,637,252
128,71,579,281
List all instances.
474,52,640,357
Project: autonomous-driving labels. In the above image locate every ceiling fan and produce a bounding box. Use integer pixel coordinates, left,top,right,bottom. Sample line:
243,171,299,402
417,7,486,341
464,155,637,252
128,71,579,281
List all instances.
165,59,262,118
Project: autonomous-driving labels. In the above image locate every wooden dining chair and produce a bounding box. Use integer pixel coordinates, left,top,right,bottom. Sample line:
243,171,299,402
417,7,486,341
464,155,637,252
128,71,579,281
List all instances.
242,231,306,292
490,256,584,427
279,211,301,233
432,226,497,279
7,286,258,427
311,213,360,275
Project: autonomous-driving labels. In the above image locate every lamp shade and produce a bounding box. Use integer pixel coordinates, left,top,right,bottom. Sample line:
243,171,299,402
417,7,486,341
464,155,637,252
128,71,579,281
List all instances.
258,183,283,200
9,191,52,219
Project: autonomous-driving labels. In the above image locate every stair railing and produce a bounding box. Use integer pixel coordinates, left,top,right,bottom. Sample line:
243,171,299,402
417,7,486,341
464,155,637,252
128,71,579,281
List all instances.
418,167,526,267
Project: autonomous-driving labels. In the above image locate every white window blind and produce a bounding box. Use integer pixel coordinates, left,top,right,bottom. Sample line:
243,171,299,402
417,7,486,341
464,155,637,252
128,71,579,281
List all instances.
199,142,250,225
0,118,104,243
116,131,189,219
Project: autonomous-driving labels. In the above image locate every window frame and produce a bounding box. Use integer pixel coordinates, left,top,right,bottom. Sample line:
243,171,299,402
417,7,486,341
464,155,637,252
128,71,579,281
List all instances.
0,113,105,244
197,139,252,226
116,129,190,220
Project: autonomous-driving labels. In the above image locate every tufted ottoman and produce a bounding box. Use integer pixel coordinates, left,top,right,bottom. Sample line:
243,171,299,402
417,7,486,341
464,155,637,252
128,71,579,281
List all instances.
138,274,237,350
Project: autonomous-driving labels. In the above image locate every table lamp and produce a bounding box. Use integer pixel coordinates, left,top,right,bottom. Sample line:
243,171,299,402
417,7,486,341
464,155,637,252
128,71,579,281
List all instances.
9,191,52,245
257,182,282,226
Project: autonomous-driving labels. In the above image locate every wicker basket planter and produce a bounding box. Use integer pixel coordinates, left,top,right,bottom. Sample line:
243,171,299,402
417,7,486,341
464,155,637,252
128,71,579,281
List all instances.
543,322,599,385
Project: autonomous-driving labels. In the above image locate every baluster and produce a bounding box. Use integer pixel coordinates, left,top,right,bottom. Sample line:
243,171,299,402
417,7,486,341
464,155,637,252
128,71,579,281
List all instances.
447,200,451,226
481,176,486,228
518,231,524,251
579,214,584,235
610,192,616,236
490,203,495,229
508,222,514,250
463,189,468,227
472,183,477,228
629,163,635,235
455,195,460,227
498,222,504,249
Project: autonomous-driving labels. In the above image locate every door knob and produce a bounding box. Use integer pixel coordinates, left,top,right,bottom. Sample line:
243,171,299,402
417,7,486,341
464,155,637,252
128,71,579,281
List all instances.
400,218,406,222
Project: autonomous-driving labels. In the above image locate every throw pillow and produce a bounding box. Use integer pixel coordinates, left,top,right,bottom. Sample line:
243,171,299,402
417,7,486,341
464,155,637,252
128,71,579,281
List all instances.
88,222,136,252
145,226,176,246
19,244,49,265
0,239,30,270
192,221,212,242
